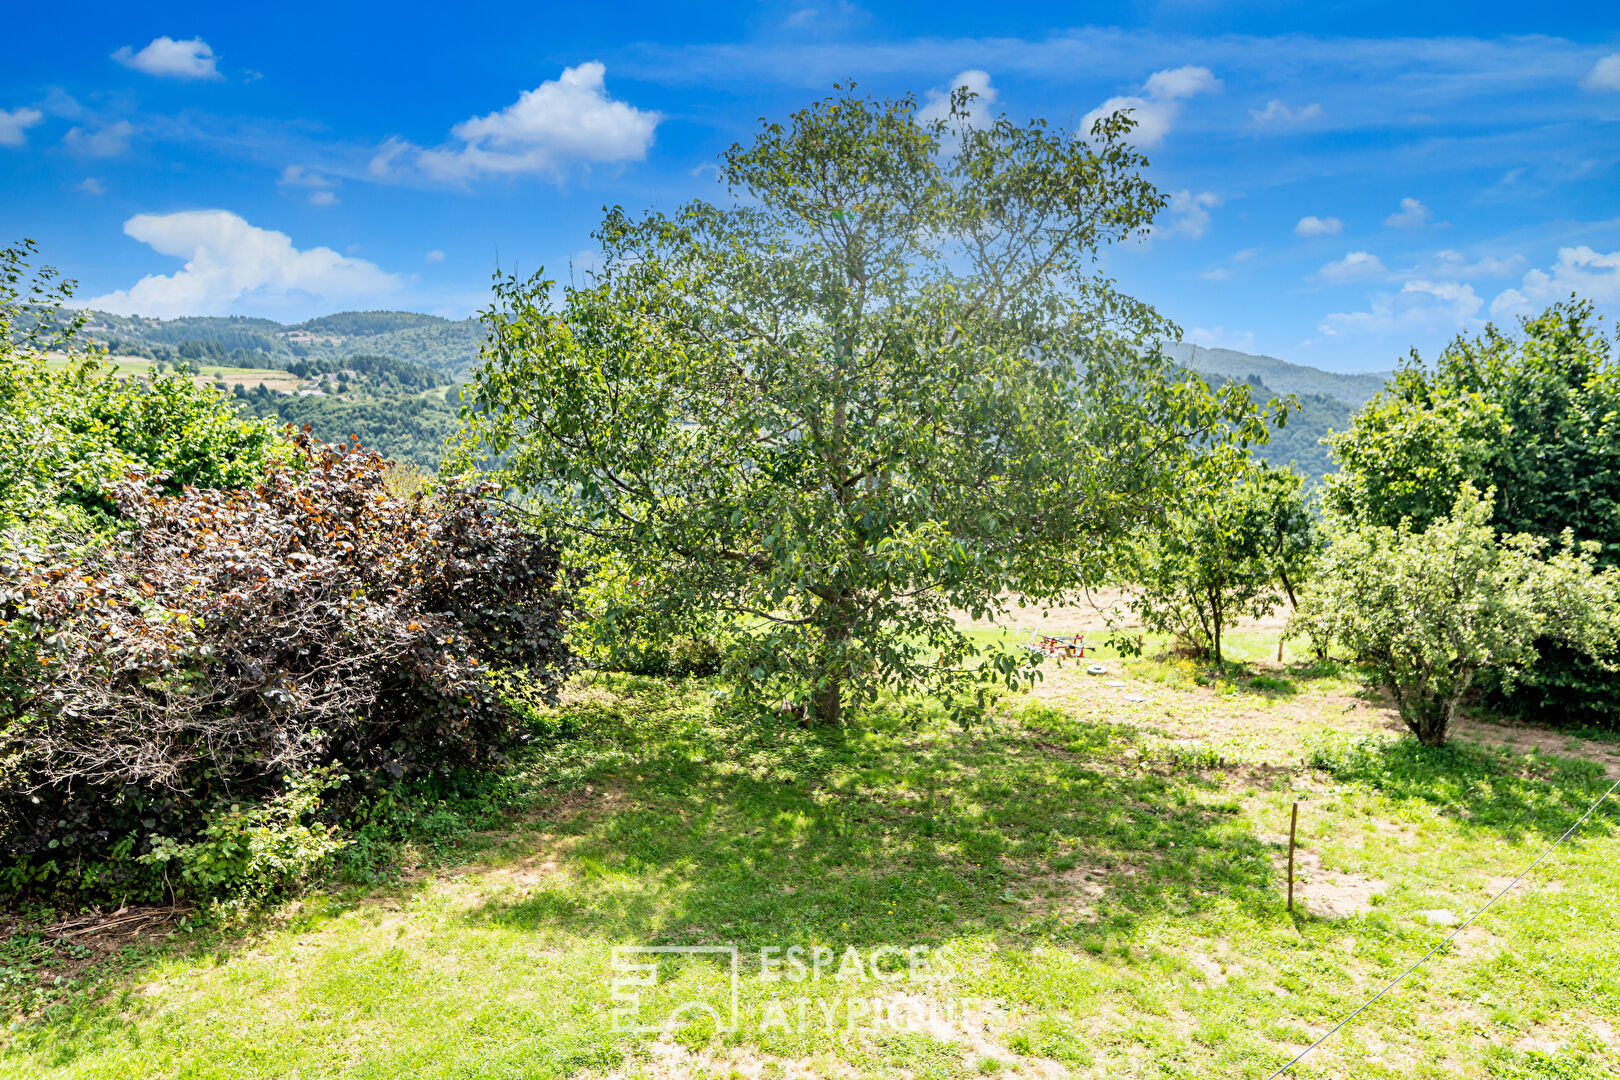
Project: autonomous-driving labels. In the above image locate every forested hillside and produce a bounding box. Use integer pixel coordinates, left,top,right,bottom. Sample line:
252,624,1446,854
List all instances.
1160,343,1387,482
81,308,485,376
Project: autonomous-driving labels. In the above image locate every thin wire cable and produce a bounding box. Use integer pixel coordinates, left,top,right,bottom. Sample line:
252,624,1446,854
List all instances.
1264,772,1620,1080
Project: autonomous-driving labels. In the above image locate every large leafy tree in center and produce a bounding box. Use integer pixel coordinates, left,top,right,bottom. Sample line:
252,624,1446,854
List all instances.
461,87,1263,722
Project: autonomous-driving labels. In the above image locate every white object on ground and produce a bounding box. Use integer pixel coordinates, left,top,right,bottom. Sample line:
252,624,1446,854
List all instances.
1123,694,1148,702
1419,909,1460,927
1086,664,1107,675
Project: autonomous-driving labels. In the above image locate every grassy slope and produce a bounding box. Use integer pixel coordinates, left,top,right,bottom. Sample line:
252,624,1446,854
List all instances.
4,646,1618,1079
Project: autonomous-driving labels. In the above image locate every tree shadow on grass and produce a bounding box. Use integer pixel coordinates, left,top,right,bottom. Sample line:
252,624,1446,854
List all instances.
1307,735,1620,843
462,696,1284,955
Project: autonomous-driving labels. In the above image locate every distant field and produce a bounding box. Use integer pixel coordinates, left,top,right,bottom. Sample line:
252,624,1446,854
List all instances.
44,354,303,394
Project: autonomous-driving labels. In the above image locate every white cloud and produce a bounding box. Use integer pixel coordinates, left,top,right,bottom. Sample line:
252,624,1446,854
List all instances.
379,63,660,184
1316,251,1386,282
1384,197,1432,228
1201,267,1231,281
278,165,339,206
112,37,222,81
1490,246,1620,315
1250,99,1322,125
1581,54,1620,92
62,121,135,158
1082,64,1220,148
86,210,401,318
1144,66,1221,100
1158,190,1220,239
1233,248,1258,261
0,106,44,147
916,69,997,128
1424,250,1527,280
425,249,445,263
77,177,106,195
1320,280,1483,337
1295,215,1342,237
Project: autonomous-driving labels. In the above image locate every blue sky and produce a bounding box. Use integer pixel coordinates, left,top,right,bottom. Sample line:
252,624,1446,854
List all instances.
3,2,1617,373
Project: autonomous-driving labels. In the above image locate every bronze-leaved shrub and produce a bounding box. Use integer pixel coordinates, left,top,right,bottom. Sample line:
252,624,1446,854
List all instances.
0,435,575,897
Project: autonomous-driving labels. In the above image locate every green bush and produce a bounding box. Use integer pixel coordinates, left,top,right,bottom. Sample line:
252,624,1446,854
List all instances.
1,240,288,540
1292,485,1620,746
140,770,349,901
1325,301,1620,727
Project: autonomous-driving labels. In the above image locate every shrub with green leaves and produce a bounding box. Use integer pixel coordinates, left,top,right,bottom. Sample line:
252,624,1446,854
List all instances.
1129,452,1315,663
1324,300,1620,726
1,239,288,540
141,769,350,902
1291,485,1620,747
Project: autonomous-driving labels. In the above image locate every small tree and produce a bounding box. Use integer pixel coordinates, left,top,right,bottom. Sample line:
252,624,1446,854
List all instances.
459,87,1263,723
1130,453,1312,663
1291,485,1620,746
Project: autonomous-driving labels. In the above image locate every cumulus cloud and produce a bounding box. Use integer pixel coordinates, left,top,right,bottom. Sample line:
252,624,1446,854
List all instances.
1490,246,1620,316
1320,280,1483,337
916,69,998,128
86,210,401,318
425,249,445,263
278,165,339,206
1081,64,1220,148
1581,54,1620,92
112,37,222,81
0,106,44,147
1316,251,1387,282
1384,197,1432,228
376,63,660,184
1422,250,1527,280
62,121,135,158
1167,190,1220,239
1295,215,1342,237
1250,100,1322,125
77,177,106,195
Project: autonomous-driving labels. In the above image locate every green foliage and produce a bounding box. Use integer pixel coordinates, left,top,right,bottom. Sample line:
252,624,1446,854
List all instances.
1325,300,1620,726
140,769,350,900
236,387,459,469
460,85,1267,724
1130,453,1314,663
0,241,288,540
1292,485,1620,746
1225,376,1352,482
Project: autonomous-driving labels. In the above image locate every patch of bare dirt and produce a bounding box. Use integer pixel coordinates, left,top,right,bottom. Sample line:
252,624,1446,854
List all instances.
1451,713,1620,779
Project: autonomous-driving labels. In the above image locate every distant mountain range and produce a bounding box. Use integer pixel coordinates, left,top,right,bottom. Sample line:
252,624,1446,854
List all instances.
71,310,1392,480
1163,341,1391,481
80,309,486,377
1161,342,1389,407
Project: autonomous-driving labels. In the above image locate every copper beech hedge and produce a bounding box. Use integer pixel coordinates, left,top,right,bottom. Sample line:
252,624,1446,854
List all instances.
0,436,575,891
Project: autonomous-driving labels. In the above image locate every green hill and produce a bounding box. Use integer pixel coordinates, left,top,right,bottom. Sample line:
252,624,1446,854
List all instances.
80,309,486,378
1162,342,1388,408
1155,343,1392,483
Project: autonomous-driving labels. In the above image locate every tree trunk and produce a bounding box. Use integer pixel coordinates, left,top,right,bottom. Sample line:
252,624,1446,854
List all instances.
813,670,843,726
812,602,851,725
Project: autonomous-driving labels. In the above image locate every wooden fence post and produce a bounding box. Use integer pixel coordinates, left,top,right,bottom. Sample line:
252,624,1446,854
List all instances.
1287,801,1299,914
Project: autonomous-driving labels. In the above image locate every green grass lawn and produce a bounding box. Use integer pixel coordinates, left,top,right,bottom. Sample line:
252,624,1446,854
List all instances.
3,653,1617,1079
